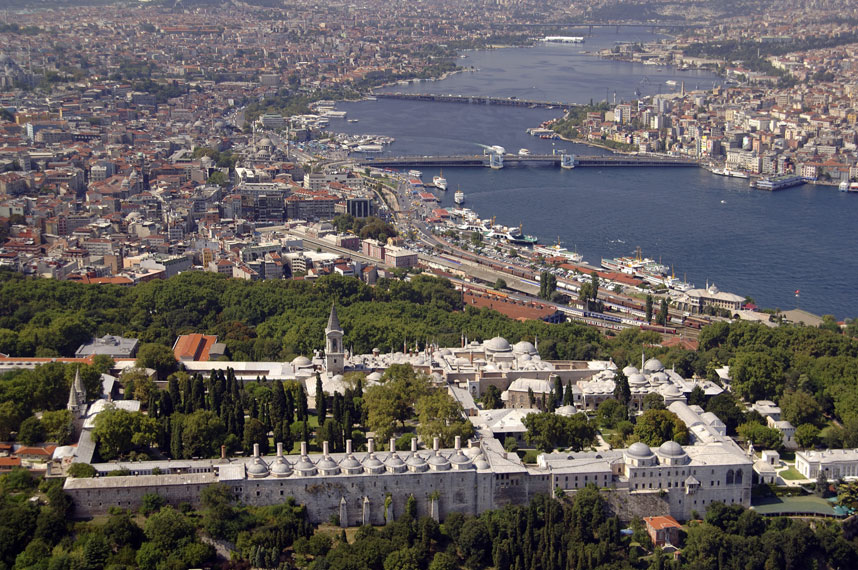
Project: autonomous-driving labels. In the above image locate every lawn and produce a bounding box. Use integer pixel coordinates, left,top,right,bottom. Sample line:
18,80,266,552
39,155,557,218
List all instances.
752,495,837,516
779,467,806,480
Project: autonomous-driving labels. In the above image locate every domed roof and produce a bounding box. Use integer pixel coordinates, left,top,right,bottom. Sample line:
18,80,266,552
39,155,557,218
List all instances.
658,441,685,457
627,442,654,458
513,341,537,355
258,137,272,146
643,358,665,373
484,336,511,352
474,457,490,470
316,454,340,474
340,454,363,474
406,452,428,472
450,450,474,469
294,456,317,476
428,452,451,470
707,283,719,294
366,372,383,382
651,372,669,384
438,348,452,356
556,405,578,417
386,452,406,472
363,453,385,473
247,457,270,477
629,373,648,385
623,365,640,377
662,384,682,397
292,355,312,366
271,456,292,477
465,445,482,458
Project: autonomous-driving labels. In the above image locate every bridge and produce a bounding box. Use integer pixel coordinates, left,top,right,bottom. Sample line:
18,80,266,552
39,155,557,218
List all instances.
358,153,699,169
374,92,576,110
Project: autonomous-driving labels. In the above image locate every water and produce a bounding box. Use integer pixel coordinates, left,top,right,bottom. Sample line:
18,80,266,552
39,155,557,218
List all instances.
328,32,858,319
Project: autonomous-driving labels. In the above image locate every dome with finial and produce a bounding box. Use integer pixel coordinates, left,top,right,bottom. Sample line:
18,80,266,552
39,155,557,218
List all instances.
247,457,270,478
271,456,292,477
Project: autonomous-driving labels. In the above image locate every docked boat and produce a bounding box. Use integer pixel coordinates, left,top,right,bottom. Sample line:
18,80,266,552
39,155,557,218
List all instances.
534,240,583,263
454,188,464,204
408,169,423,179
840,181,849,192
601,247,669,277
723,168,749,179
503,224,538,246
518,148,531,156
434,170,448,191
752,175,804,191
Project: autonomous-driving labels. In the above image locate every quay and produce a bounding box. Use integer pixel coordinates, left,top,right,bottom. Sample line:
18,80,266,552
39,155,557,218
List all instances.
358,153,700,169
373,92,577,110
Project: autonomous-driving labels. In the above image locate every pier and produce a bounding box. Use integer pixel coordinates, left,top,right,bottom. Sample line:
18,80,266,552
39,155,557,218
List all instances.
359,153,699,169
373,92,576,110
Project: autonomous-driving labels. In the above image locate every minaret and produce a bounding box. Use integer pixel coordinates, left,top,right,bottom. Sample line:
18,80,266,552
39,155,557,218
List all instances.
325,304,344,375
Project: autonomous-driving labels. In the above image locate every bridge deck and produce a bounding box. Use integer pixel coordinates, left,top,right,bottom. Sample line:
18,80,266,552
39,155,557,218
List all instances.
359,154,699,168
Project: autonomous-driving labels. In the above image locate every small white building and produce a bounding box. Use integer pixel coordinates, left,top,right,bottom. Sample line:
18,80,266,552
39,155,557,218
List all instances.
795,449,858,480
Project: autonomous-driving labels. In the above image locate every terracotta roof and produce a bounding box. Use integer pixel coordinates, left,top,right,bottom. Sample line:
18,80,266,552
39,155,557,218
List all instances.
0,457,21,468
644,515,681,530
14,445,57,457
172,334,217,362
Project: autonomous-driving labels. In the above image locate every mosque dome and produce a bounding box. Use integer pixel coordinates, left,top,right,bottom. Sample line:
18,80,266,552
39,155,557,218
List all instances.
512,341,537,355
658,441,685,457
247,457,270,478
627,442,654,458
484,336,512,352
643,358,665,373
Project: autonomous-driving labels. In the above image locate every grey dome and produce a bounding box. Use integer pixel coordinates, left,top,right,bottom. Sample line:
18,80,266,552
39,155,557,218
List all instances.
643,358,665,373
428,452,451,471
247,457,270,478
474,457,490,470
406,452,429,472
363,453,385,474
340,454,363,475
449,450,474,469
623,365,640,376
629,373,648,385
484,336,511,352
513,341,537,355
385,452,407,473
317,455,340,475
627,442,653,458
294,456,317,476
271,456,292,477
658,441,685,457
292,355,312,367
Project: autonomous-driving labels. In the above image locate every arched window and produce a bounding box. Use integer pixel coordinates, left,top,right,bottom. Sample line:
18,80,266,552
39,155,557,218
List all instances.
726,469,734,485
735,470,743,484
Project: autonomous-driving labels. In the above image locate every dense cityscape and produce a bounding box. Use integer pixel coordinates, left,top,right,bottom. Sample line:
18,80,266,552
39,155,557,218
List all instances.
2,0,858,569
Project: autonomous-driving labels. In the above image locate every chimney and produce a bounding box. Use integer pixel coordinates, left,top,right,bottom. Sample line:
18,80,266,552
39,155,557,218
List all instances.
455,436,461,450
346,439,353,454
390,438,396,452
411,438,418,452
253,443,260,457
368,438,375,454
221,445,226,459
301,441,308,456
277,442,283,457
433,437,440,451
323,441,330,456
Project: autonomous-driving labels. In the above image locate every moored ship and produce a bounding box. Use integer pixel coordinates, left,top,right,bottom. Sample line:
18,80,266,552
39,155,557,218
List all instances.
434,170,448,190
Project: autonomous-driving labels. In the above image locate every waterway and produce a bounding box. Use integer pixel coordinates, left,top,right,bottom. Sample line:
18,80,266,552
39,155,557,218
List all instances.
329,30,858,319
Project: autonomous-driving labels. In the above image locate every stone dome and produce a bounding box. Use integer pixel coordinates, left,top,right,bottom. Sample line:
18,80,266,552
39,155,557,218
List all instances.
629,373,648,385
643,358,665,373
292,355,312,367
623,365,640,377
556,405,578,417
386,452,407,473
316,455,340,475
427,452,451,471
627,442,654,458
465,445,482,458
294,456,317,477
658,441,685,457
366,372,383,382
474,457,490,470
449,450,474,470
512,341,537,355
651,372,669,384
662,384,682,397
258,137,272,147
271,456,292,477
406,452,428,472
363,454,385,474
484,336,511,352
340,455,363,475
247,457,270,478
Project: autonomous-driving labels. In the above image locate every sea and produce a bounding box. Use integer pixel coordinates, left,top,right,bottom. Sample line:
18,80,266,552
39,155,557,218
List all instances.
328,29,858,319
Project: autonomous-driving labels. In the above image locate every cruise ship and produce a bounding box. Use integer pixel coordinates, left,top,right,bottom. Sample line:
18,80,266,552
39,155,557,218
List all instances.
434,171,448,191
454,188,464,204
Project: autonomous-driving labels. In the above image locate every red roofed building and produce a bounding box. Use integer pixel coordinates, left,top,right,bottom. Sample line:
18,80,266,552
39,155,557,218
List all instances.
643,515,682,547
0,456,22,472
173,334,223,362
464,290,565,323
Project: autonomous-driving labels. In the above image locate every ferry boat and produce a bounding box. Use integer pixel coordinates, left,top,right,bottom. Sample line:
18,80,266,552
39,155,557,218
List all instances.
751,175,804,191
601,247,669,277
503,224,538,246
518,148,531,156
408,169,423,179
434,170,448,191
840,181,849,192
454,188,464,204
534,239,583,263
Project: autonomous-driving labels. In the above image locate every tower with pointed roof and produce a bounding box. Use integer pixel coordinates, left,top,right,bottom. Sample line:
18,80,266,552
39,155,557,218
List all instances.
67,367,87,418
325,304,344,375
